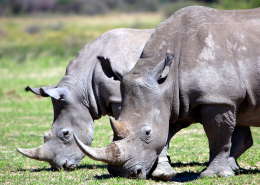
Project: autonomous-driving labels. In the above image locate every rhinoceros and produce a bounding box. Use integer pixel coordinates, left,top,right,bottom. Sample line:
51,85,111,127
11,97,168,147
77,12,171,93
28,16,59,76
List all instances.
74,6,259,179
17,28,154,170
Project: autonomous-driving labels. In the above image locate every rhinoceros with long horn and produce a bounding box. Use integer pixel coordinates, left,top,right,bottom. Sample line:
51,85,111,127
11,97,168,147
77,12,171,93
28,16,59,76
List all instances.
74,6,258,179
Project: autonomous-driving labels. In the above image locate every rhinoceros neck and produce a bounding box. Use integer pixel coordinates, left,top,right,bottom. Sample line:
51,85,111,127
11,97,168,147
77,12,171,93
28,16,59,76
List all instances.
61,28,154,120
59,58,101,120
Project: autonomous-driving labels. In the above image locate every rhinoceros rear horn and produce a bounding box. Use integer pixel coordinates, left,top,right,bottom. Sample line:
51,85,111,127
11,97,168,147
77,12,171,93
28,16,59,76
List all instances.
152,53,174,81
73,134,125,166
110,117,130,139
17,144,53,162
25,86,55,97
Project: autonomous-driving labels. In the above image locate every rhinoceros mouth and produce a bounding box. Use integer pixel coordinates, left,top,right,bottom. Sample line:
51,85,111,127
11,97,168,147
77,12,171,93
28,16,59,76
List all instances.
62,160,78,171
50,161,77,171
108,163,147,179
50,157,82,171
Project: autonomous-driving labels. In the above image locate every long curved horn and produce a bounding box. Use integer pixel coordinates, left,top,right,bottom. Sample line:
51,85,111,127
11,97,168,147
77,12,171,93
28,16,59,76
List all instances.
17,144,53,162
110,117,130,139
73,134,125,166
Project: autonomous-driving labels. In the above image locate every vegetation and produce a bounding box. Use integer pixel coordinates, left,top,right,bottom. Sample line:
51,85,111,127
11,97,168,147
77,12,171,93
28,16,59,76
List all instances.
1,13,260,184
0,13,163,66
1,0,260,17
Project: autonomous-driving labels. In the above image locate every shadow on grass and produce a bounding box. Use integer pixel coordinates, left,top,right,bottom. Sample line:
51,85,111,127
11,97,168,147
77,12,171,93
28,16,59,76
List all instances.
15,167,54,173
14,164,107,173
170,161,208,168
236,168,260,175
170,171,200,183
88,174,111,180
76,164,107,170
169,162,260,183
168,161,206,182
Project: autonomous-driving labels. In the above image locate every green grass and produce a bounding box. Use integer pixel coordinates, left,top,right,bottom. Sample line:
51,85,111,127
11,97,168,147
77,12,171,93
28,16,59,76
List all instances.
1,13,260,184
0,13,163,66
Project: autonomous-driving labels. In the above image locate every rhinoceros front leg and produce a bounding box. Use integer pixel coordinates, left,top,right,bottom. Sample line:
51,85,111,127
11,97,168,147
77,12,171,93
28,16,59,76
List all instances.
151,143,176,181
228,125,253,171
200,105,236,178
151,121,192,181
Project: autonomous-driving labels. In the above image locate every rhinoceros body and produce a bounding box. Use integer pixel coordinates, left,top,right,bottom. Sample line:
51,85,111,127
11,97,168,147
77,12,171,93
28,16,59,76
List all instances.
17,28,154,170
75,6,260,179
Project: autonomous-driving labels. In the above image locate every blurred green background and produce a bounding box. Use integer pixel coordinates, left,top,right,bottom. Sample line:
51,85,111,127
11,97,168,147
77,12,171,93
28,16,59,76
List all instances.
0,0,260,67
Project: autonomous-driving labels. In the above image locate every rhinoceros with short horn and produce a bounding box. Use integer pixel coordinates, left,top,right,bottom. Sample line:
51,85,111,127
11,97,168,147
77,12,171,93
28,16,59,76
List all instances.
17,28,154,170
74,6,259,179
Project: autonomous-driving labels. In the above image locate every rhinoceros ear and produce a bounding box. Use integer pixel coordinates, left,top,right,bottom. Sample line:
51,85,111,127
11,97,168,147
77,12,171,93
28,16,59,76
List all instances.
97,56,127,81
40,87,70,100
152,53,174,81
25,86,55,97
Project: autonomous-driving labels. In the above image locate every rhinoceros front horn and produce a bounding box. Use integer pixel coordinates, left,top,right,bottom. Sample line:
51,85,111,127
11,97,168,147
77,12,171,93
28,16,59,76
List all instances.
17,144,52,162
73,134,125,166
110,117,130,139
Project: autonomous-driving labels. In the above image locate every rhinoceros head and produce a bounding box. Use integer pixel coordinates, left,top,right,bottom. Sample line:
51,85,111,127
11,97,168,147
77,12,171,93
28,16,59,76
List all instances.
17,84,94,170
74,54,175,178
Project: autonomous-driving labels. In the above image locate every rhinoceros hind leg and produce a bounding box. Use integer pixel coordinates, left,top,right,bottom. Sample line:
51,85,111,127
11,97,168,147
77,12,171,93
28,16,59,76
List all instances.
200,166,234,178
228,125,253,171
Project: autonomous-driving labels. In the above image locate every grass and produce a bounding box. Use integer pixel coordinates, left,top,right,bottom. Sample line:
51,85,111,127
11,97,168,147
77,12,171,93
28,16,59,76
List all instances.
1,13,260,184
0,13,163,66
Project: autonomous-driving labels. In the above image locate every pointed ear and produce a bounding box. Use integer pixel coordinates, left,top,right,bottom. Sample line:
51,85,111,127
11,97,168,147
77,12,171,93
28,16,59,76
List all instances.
97,56,127,81
40,87,70,100
152,53,174,81
25,86,55,97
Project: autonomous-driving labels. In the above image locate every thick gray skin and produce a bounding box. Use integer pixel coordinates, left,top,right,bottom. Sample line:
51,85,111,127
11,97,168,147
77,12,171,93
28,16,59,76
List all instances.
75,6,259,179
17,28,154,170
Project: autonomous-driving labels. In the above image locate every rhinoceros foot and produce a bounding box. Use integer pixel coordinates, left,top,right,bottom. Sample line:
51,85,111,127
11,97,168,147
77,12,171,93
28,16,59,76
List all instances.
200,166,234,178
227,157,240,171
151,161,177,181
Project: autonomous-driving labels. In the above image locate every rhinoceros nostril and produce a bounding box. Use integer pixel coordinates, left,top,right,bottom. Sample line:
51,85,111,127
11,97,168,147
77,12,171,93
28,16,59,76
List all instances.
134,165,143,177
62,160,68,169
136,168,142,176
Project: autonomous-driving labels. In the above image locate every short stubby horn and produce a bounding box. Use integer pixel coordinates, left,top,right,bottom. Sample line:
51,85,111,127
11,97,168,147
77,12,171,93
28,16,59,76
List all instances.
17,144,53,162
73,134,125,166
110,117,130,139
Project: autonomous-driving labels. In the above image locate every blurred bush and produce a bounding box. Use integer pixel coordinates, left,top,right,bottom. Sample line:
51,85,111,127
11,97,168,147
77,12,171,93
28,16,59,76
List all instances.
0,14,163,65
216,0,260,10
1,0,259,17
0,0,259,66
164,1,206,18
0,0,165,15
164,0,260,18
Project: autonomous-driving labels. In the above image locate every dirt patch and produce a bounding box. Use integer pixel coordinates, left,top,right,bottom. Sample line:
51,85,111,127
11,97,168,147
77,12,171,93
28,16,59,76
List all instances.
6,89,21,99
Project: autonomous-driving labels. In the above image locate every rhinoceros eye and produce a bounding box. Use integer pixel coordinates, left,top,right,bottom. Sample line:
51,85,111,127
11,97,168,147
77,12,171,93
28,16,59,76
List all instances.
145,128,151,135
60,128,71,140
141,126,152,135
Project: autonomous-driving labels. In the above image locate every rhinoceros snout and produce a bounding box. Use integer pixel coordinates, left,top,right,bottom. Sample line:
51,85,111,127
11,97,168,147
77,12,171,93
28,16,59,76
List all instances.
50,159,78,171
63,160,78,171
132,165,146,179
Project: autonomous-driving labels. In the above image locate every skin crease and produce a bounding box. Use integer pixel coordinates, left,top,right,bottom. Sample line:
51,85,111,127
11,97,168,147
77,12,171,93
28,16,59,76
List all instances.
75,6,260,180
